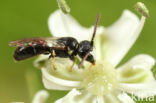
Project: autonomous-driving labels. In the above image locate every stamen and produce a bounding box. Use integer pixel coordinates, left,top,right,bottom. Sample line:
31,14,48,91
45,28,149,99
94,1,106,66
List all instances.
134,2,149,18
57,0,70,14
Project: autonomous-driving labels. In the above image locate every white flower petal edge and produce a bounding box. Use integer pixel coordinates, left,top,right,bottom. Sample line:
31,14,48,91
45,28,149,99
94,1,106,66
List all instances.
42,68,81,90
117,54,155,72
54,89,101,103
117,54,156,97
32,90,49,103
119,83,156,98
48,9,104,42
102,10,145,67
54,89,135,103
117,92,135,103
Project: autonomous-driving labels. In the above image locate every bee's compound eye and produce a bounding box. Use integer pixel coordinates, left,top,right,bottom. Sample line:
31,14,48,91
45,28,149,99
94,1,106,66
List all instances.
86,54,95,64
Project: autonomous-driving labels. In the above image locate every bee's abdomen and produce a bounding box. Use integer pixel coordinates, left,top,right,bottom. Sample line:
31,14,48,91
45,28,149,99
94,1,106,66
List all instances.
14,45,50,61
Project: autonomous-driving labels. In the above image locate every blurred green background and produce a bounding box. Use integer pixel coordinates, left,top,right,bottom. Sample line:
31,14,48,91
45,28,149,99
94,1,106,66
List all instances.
0,0,156,103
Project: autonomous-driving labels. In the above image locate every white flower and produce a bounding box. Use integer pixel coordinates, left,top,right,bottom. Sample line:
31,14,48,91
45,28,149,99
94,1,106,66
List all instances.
32,90,49,103
34,9,156,103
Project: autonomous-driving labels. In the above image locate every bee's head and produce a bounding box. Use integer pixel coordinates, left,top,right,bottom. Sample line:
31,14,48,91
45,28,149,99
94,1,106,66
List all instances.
77,40,95,64
78,13,101,68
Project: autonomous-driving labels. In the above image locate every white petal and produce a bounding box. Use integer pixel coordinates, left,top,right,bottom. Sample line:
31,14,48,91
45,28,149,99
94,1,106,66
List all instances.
42,68,81,90
117,54,155,83
103,91,133,103
117,54,155,72
32,90,49,103
100,91,136,103
40,57,84,90
102,10,145,66
55,89,135,103
35,56,82,90
117,54,156,97
117,92,135,103
48,10,94,41
119,83,156,97
55,89,99,103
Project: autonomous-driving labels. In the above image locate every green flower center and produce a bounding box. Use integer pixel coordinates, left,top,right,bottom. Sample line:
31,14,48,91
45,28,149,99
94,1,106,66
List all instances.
81,61,119,96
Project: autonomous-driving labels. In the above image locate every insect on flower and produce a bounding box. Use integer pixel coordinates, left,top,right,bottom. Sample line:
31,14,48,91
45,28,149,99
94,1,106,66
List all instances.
9,14,101,71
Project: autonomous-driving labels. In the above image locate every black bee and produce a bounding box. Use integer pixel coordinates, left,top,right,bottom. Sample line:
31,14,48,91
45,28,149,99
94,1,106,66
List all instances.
9,14,101,71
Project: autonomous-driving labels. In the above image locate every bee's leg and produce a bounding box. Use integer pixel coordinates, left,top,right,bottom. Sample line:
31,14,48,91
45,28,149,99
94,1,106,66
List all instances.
69,56,76,72
50,50,56,70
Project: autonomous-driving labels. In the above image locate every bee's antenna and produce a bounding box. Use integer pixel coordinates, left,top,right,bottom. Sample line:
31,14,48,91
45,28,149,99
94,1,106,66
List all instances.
78,13,101,68
78,49,91,68
90,13,101,46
